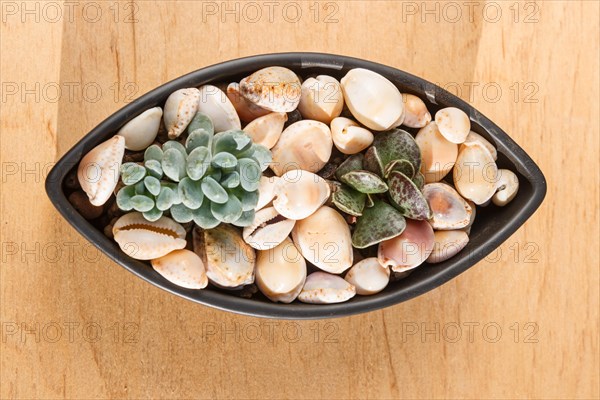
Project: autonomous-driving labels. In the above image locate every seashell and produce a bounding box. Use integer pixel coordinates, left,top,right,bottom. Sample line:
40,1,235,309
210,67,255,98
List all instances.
340,68,403,131
435,107,470,144
402,93,432,128
297,75,344,124
345,257,390,295
117,107,163,151
298,272,356,304
163,88,201,139
256,175,279,211
270,120,333,176
242,206,295,250
415,122,458,183
226,82,271,123
453,142,498,205
239,66,302,112
77,135,125,206
112,212,186,260
426,230,469,264
272,170,330,220
378,219,434,272
422,183,472,230
461,131,497,161
151,249,208,289
243,112,287,149
193,224,255,289
197,85,241,132
255,237,306,303
492,169,519,206
292,206,353,274
330,117,374,154
462,200,477,235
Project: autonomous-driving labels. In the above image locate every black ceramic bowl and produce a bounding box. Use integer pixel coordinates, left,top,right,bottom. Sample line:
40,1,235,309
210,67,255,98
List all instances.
46,53,546,319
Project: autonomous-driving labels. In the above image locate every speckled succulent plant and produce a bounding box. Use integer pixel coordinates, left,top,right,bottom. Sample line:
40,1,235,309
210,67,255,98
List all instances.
331,129,432,248
116,112,272,228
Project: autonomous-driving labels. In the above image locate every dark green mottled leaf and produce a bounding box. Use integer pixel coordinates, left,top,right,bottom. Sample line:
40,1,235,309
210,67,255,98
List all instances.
332,184,366,216
412,171,425,189
352,201,406,248
335,154,363,181
372,129,421,172
363,146,385,177
341,170,388,194
365,194,375,208
385,159,415,179
388,171,431,220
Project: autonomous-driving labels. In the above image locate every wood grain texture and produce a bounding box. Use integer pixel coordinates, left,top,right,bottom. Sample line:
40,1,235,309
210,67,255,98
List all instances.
1,1,598,398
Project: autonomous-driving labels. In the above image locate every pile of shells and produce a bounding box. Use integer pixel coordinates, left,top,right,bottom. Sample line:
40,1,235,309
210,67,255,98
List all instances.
70,65,520,305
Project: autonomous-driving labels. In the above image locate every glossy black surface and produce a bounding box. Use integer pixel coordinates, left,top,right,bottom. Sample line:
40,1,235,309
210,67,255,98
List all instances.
45,53,546,319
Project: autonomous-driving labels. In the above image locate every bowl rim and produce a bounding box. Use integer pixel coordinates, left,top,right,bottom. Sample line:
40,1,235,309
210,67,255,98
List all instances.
45,52,547,319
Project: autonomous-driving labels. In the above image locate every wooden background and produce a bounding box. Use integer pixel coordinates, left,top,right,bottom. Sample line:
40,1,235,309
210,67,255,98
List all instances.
1,1,598,398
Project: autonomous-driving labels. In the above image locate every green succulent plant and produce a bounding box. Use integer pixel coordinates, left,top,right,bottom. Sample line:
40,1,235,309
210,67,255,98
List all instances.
116,112,271,228
331,129,432,248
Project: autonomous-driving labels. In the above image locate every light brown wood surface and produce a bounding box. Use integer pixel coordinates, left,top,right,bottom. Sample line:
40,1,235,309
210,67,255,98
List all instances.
1,1,598,399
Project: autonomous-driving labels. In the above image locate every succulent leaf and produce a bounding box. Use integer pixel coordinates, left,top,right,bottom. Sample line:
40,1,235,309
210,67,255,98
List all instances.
162,140,188,160
352,201,406,248
186,129,213,152
170,203,194,223
231,210,256,227
363,146,385,177
144,144,163,162
121,162,146,185
238,158,261,192
211,152,238,169
156,186,177,211
332,184,366,216
239,144,272,172
178,177,204,210
211,194,243,223
116,186,136,211
335,154,364,181
144,159,163,179
130,195,154,212
412,171,425,189
143,207,163,222
162,148,187,182
372,129,421,172
341,170,388,194
187,112,214,136
385,159,415,179
201,176,228,204
144,176,161,196
192,200,221,229
221,171,240,189
387,171,432,220
186,146,211,180
236,188,259,211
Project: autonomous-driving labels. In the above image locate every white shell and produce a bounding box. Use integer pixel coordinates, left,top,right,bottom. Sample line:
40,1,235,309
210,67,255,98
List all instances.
151,249,208,289
493,169,519,206
292,206,353,274
423,183,472,230
77,135,125,206
243,112,287,149
426,230,469,264
163,88,201,139
340,68,403,131
461,131,497,161
226,82,271,123
242,207,295,250
453,142,498,205
193,225,255,289
435,107,470,144
462,200,477,235
298,272,356,304
255,238,306,303
255,175,280,211
415,122,458,183
330,117,374,155
197,85,241,132
272,170,330,220
297,75,344,124
113,212,186,260
270,120,333,176
117,107,162,151
345,257,390,295
378,219,434,272
240,67,301,112
402,94,431,128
